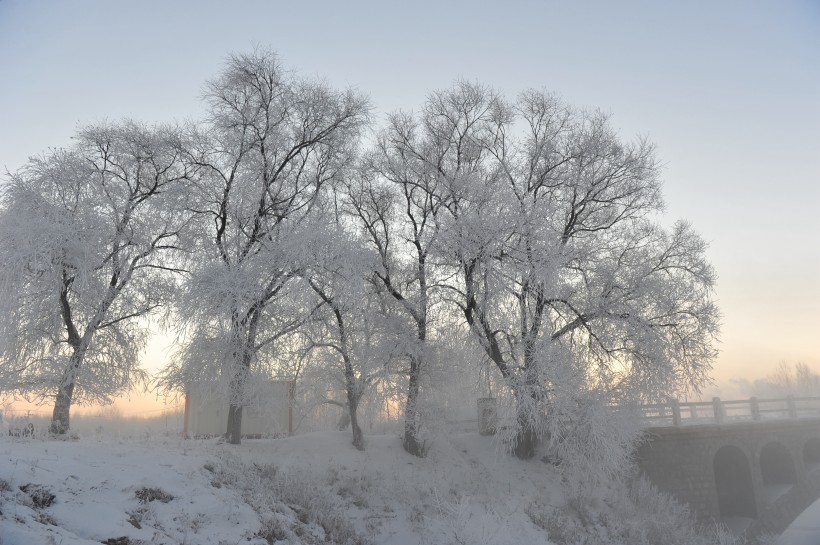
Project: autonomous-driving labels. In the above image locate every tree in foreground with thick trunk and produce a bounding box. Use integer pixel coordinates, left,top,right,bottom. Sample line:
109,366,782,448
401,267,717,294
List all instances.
449,87,719,460
160,49,369,444
0,122,190,434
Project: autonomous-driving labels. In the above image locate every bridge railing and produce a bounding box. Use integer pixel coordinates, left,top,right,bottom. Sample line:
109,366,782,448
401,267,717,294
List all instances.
639,396,820,426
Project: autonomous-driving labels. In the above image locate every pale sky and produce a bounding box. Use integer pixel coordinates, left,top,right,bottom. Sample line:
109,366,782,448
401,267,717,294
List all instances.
1,0,818,414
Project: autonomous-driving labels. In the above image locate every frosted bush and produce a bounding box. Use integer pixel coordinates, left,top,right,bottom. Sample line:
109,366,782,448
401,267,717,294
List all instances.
533,475,734,545
208,452,371,545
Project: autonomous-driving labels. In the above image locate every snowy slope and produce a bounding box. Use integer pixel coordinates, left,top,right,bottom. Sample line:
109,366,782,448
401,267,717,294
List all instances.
0,431,562,545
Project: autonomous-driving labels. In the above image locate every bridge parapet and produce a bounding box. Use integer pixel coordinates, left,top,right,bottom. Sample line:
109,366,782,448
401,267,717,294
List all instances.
638,396,820,427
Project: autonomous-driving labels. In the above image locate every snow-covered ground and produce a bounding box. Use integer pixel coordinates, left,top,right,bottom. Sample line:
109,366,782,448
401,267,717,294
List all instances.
778,495,820,545
0,430,564,545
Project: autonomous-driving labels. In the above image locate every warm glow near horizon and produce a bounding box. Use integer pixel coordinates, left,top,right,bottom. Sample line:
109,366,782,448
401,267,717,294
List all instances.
4,325,818,420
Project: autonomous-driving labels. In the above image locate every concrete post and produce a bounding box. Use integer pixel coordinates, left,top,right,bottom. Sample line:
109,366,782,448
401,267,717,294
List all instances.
477,398,497,435
713,397,724,423
787,395,797,418
750,396,761,421
671,398,682,426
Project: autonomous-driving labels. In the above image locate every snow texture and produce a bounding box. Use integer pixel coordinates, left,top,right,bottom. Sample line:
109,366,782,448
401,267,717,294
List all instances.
0,430,563,545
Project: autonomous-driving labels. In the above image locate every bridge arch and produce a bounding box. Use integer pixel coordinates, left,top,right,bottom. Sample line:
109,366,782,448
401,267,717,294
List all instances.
714,444,757,518
760,441,797,487
638,417,820,536
804,437,820,472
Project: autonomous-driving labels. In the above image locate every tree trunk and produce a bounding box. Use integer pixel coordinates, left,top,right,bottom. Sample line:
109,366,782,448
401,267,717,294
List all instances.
225,352,247,445
50,381,75,435
512,413,538,459
225,356,248,445
226,404,243,444
403,358,425,457
50,350,84,435
512,370,541,459
225,313,258,445
344,364,365,450
349,398,364,451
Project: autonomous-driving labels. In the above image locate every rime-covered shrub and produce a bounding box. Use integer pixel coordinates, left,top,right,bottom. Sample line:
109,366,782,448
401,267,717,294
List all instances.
208,452,371,545
531,476,738,545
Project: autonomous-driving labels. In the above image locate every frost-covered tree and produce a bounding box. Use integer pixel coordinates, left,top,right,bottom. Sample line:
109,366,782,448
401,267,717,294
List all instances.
0,121,191,434
735,361,820,398
766,361,820,395
298,218,400,450
439,87,719,459
373,82,718,460
345,103,476,455
160,49,370,444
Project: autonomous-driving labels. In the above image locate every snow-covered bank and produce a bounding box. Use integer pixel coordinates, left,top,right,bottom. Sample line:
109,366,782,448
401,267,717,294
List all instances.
778,495,820,545
0,436,261,544
1,430,741,545
0,431,563,545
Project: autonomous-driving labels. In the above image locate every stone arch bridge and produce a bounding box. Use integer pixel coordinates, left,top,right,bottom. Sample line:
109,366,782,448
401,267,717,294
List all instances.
636,396,820,537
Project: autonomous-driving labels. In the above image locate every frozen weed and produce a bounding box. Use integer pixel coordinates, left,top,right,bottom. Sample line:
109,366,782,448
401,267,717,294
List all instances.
751,534,778,545
134,486,174,504
255,515,288,545
127,504,155,529
326,465,341,486
336,473,371,508
432,490,481,545
190,512,207,533
535,476,728,545
527,502,583,545
210,454,371,545
102,538,135,545
252,461,279,481
19,483,56,508
127,511,143,529
409,504,426,528
37,511,57,525
525,500,554,531
277,471,366,544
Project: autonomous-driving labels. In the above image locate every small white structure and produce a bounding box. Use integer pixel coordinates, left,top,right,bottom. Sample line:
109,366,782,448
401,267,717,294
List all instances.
183,380,293,438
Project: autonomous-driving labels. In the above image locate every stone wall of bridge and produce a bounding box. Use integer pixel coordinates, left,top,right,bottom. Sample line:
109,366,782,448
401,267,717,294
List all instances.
636,418,820,535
